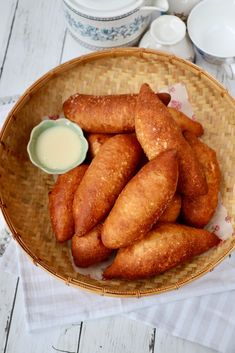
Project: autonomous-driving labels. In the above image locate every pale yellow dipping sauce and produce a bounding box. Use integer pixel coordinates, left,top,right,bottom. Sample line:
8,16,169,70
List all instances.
36,126,82,170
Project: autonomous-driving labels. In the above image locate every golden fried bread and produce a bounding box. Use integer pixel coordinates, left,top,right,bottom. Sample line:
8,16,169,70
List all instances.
103,223,220,280
63,92,170,133
135,83,207,197
102,150,178,249
182,131,221,227
158,194,181,223
48,165,88,242
71,225,112,267
73,134,143,236
168,107,204,137
87,133,113,159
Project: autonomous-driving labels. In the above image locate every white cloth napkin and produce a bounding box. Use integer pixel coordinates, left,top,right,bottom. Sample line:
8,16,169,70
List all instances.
1,99,235,353
1,240,235,353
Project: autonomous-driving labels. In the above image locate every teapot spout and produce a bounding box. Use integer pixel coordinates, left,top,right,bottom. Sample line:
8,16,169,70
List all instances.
153,0,169,12
139,0,169,15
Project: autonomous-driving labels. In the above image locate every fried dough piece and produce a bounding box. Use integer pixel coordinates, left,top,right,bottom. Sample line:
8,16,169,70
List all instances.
182,132,221,227
87,133,113,159
63,92,170,133
103,223,220,279
73,134,143,236
102,150,178,249
135,83,207,197
168,107,204,137
48,165,88,243
158,194,181,223
71,225,112,267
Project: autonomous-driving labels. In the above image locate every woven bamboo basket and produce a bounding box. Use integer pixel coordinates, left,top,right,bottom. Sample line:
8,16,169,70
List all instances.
0,48,235,297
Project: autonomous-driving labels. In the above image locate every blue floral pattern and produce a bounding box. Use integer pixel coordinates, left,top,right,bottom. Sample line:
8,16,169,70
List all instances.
65,10,148,41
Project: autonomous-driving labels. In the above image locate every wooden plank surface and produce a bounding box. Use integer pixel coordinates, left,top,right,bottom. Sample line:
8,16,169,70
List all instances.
155,328,217,353
0,0,18,73
0,273,18,353
61,31,91,64
4,279,82,353
0,0,66,97
78,316,156,353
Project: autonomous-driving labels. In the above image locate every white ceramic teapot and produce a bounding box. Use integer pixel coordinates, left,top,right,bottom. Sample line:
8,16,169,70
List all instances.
63,0,169,49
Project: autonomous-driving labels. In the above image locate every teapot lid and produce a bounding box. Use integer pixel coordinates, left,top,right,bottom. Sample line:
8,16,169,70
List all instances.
66,0,143,18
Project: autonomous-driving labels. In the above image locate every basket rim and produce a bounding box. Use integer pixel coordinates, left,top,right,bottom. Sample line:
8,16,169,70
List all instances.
1,47,235,297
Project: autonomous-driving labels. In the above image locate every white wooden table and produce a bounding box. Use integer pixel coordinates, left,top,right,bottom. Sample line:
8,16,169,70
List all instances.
0,1,234,352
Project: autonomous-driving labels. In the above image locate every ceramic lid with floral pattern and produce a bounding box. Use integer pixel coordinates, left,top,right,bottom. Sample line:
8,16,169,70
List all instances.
65,0,143,17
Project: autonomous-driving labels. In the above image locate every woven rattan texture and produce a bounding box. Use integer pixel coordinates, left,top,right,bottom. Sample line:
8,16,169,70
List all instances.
0,49,235,296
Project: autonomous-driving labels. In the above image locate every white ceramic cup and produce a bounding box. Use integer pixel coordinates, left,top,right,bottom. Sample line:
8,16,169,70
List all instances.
139,15,195,62
187,0,235,79
168,0,201,20
62,0,169,49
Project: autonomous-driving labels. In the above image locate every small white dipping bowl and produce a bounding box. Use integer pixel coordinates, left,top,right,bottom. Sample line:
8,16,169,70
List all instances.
27,118,88,174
